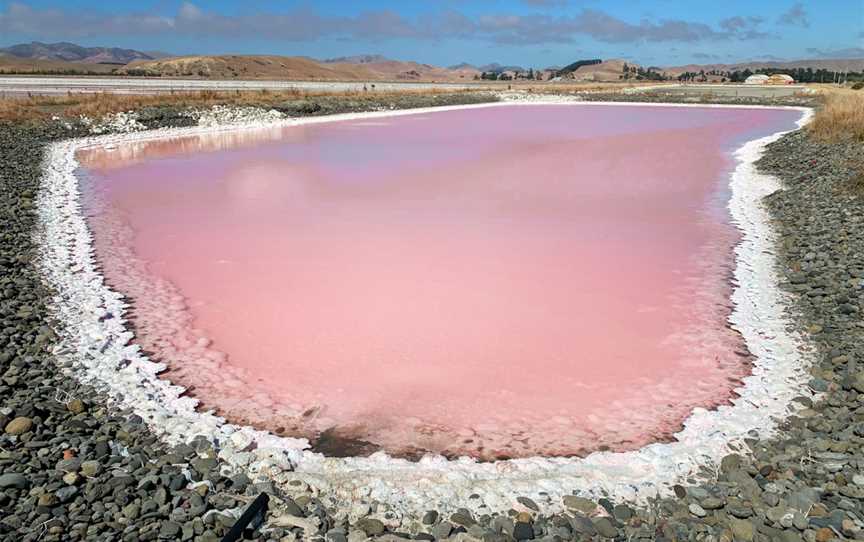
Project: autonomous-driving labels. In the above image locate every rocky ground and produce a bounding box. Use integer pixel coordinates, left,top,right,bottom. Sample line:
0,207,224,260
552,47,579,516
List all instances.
1,92,863,541
579,90,818,108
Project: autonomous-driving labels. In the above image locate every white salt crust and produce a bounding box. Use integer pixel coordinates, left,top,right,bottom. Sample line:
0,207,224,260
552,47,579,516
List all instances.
36,101,814,519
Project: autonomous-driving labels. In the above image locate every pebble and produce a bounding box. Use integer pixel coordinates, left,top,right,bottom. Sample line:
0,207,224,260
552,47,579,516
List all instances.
689,503,707,517
56,485,79,503
66,398,86,414
593,517,618,538
4,416,33,435
513,522,534,540
562,495,596,515
356,518,386,536
0,472,29,488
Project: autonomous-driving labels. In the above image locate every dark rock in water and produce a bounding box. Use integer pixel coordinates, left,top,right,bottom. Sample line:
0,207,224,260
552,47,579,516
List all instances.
421,510,438,525
311,427,380,457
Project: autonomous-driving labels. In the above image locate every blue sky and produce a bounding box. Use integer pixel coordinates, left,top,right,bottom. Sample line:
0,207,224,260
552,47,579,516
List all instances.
0,1,861,67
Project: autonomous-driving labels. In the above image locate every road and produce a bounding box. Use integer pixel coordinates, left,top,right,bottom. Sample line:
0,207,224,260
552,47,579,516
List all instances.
0,76,809,99
0,76,482,96
653,83,808,98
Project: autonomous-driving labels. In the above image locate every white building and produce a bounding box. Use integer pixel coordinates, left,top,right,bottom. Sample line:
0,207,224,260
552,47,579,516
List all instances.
744,74,770,85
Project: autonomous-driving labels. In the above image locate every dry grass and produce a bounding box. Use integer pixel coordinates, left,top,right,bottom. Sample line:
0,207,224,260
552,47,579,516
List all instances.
807,87,864,194
0,87,490,122
0,80,652,122
808,88,864,144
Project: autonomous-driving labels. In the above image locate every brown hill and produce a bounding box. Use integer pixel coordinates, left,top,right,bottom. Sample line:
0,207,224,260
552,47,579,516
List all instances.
118,55,479,82
561,59,633,82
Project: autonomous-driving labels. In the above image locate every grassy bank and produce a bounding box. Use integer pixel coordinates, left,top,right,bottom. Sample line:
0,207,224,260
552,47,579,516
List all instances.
809,89,864,143
0,88,495,122
808,89,864,191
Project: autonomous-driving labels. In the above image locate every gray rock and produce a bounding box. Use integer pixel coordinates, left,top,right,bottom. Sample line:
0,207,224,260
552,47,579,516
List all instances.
689,503,707,517
613,504,632,522
80,460,101,477
568,514,596,536
787,488,822,513
56,485,78,503
450,511,475,527
562,496,596,515
701,497,725,510
0,473,29,489
356,518,385,537
283,496,305,517
123,503,141,520
729,518,754,541
160,521,182,539
592,517,617,538
432,522,452,539
513,522,534,540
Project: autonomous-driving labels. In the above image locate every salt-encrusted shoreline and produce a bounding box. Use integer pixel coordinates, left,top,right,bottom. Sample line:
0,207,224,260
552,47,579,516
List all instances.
34,101,815,519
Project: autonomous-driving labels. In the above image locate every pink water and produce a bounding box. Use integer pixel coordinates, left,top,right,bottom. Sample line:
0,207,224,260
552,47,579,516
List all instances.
79,105,801,460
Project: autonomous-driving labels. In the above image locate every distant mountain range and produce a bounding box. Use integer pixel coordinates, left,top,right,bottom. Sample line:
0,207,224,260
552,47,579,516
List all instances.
323,54,391,64
0,41,168,65
449,62,528,74
0,41,861,81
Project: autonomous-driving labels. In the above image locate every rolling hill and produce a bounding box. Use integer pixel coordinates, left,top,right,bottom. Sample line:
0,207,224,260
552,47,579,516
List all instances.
117,54,480,82
0,41,165,65
663,58,864,77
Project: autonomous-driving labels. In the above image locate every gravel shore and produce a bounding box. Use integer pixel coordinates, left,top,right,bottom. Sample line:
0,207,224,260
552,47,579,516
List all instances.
2,92,863,541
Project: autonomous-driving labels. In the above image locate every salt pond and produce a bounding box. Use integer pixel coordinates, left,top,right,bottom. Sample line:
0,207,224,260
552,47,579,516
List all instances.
78,104,802,460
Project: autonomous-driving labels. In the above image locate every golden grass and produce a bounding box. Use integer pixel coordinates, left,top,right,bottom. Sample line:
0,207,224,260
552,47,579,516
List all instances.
0,87,490,122
806,87,864,194
0,80,656,122
808,88,864,144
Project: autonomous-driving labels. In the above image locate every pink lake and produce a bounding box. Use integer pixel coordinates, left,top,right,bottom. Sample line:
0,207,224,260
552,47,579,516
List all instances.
78,104,801,460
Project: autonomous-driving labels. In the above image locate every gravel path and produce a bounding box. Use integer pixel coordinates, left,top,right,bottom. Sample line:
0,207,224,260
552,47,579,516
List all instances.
1,92,863,541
